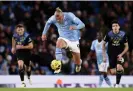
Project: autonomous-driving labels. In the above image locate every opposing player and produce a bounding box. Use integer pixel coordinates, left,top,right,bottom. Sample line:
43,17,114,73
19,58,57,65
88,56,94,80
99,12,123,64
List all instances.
90,32,112,87
11,24,33,87
103,20,128,87
42,7,85,73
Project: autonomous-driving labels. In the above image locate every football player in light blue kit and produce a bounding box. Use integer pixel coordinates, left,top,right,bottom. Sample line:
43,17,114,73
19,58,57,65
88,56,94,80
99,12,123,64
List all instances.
90,32,112,87
42,7,85,73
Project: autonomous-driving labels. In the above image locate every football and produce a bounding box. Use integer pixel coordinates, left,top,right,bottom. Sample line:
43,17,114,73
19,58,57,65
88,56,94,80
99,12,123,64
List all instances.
118,57,124,63
51,60,62,70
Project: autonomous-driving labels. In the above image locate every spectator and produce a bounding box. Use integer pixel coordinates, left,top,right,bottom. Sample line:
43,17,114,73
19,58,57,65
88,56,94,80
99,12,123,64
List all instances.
0,55,9,75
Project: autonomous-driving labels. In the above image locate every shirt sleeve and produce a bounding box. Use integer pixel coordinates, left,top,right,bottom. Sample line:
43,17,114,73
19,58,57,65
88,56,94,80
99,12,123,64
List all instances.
91,40,95,51
12,33,16,39
42,16,54,35
105,42,108,50
103,33,109,42
68,12,85,30
27,36,32,43
123,33,128,43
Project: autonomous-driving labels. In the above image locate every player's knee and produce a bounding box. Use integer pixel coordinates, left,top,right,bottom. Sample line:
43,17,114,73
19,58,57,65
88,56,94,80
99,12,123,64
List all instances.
56,39,67,48
117,64,124,71
18,65,24,70
18,60,24,69
26,66,31,72
110,69,116,75
117,64,121,68
56,44,62,48
111,71,116,75
103,73,107,78
72,53,80,59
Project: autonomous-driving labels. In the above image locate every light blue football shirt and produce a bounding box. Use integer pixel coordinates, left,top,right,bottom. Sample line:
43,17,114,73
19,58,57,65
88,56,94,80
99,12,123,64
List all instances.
42,12,85,41
91,39,109,64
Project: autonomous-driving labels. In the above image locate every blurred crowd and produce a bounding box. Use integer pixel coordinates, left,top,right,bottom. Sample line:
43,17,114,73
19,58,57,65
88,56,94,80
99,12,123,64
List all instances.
0,1,133,75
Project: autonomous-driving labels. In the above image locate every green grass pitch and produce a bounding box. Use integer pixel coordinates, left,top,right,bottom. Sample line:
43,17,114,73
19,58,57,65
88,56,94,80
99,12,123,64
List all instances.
0,88,133,91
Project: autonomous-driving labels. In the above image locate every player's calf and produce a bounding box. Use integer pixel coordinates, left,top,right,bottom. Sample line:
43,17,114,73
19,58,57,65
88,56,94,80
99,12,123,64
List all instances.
72,52,82,72
54,47,63,73
26,66,31,79
25,61,31,78
56,38,67,61
27,68,32,85
56,39,67,48
18,60,26,86
54,39,67,73
99,75,104,87
116,64,124,86
103,73,112,87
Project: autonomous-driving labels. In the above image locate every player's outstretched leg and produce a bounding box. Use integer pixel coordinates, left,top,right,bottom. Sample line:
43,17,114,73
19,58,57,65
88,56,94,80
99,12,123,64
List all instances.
18,60,26,87
55,39,67,73
55,48,63,73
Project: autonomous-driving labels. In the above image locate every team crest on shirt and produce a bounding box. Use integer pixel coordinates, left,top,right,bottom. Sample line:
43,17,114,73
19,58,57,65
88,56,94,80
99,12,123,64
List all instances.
64,20,68,26
112,37,121,46
20,37,25,42
17,37,25,45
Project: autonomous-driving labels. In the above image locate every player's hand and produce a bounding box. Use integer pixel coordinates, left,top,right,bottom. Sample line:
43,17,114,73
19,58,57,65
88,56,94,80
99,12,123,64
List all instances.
69,26,76,30
42,34,47,41
11,48,16,54
117,54,122,61
16,45,23,49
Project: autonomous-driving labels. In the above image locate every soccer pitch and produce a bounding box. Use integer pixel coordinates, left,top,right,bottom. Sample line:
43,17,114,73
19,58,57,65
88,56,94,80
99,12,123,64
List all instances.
0,88,133,91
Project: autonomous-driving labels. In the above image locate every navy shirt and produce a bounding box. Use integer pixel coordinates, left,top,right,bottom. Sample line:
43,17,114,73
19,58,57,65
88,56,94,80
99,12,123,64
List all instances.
104,30,128,56
13,32,32,46
13,32,32,53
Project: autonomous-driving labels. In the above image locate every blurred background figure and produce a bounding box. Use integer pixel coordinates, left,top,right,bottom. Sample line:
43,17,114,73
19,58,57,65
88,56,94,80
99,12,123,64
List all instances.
0,55,9,75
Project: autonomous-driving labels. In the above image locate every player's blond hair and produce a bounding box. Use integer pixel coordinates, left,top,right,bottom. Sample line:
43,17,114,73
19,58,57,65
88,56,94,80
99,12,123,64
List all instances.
55,7,62,13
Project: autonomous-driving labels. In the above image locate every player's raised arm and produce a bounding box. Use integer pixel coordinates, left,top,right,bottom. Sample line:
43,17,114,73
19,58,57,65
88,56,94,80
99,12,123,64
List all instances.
11,37,16,54
42,16,54,41
68,12,85,30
